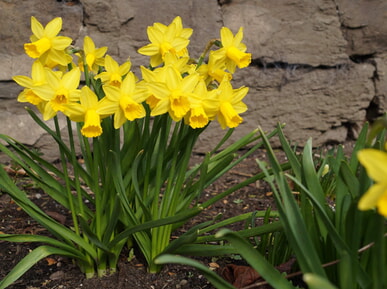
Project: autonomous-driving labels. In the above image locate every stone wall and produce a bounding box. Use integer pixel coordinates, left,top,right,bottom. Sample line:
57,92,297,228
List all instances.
0,0,386,160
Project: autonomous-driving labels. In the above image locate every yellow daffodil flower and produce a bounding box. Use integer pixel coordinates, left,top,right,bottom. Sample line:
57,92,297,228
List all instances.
138,16,192,67
143,65,199,121
213,27,251,73
32,68,81,120
13,61,48,106
64,86,105,138
197,51,232,85
185,79,219,129
95,55,131,87
163,53,192,75
96,72,149,129
24,17,73,68
78,36,107,73
216,77,248,129
357,147,387,217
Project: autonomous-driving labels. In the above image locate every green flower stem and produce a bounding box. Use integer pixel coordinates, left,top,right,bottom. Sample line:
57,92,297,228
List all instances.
54,116,80,237
66,118,86,221
66,117,101,276
196,38,221,68
148,115,171,273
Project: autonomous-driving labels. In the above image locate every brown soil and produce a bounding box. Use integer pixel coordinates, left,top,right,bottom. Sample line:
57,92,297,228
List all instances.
0,143,353,289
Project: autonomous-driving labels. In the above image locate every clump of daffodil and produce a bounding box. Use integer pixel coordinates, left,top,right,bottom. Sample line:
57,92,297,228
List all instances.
24,16,73,68
357,144,387,217
4,15,260,284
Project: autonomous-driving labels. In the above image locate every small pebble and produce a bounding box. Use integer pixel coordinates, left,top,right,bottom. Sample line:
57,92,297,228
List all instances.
49,270,65,280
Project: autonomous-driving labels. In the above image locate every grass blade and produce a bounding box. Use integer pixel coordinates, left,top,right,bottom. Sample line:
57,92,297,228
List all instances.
155,254,236,289
0,246,81,289
215,229,297,289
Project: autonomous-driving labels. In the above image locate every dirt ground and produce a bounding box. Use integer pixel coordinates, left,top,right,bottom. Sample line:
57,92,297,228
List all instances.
0,142,353,289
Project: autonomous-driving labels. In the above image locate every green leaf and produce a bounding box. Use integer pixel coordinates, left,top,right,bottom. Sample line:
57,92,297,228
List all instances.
303,273,339,289
0,246,83,289
277,124,301,179
287,174,372,287
0,234,84,258
258,127,326,277
302,139,327,207
215,229,297,289
174,244,239,256
155,254,236,289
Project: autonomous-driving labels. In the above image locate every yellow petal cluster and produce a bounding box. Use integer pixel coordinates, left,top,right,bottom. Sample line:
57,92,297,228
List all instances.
358,147,387,217
24,17,73,68
14,16,252,138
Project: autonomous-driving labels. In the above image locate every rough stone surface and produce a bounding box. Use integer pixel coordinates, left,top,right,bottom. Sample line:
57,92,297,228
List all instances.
0,0,386,160
336,0,387,56
222,0,348,66
0,0,83,80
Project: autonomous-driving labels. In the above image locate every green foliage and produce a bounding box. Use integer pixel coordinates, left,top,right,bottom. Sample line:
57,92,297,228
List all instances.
0,108,275,288
157,123,386,289
256,123,386,288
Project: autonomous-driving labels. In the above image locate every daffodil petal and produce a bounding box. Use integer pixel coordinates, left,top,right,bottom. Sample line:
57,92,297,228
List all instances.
80,86,99,108
103,85,121,102
220,27,234,47
138,43,160,56
30,16,44,39
83,36,95,54
51,36,72,50
147,26,163,44
113,109,127,129
62,68,81,90
358,149,387,183
13,76,33,88
96,98,118,115
45,17,63,38
358,183,387,211
376,193,387,216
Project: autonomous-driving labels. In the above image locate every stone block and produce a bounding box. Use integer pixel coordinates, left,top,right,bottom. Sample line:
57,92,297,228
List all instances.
222,0,348,66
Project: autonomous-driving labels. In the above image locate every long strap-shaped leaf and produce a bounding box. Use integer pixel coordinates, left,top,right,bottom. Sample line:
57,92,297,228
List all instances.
215,229,297,289
0,165,97,260
258,126,327,277
286,174,372,288
155,254,237,289
0,245,82,289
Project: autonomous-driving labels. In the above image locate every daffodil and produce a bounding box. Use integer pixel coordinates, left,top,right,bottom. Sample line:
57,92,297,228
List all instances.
32,68,81,120
213,27,251,73
138,16,192,67
163,53,192,75
143,65,199,121
215,77,248,129
185,79,219,129
78,36,108,73
24,17,73,68
95,55,131,87
63,86,106,138
96,72,149,129
13,61,48,106
357,147,387,217
197,51,232,85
